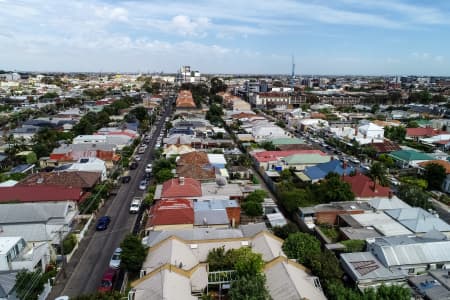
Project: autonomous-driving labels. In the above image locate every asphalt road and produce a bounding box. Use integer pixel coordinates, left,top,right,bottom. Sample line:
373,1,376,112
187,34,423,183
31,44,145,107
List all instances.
48,99,173,298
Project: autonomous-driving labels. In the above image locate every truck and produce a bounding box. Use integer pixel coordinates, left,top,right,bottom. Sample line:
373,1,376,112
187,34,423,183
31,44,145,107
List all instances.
129,197,142,214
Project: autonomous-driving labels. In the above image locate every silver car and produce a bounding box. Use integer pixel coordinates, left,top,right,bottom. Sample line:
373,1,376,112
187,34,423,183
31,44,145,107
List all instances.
109,248,122,269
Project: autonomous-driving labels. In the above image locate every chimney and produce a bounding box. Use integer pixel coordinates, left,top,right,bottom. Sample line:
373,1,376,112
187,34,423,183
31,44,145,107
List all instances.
388,191,393,199
179,177,185,185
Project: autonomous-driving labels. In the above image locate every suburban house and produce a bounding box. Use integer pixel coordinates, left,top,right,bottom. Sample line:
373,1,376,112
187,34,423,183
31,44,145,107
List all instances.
367,234,450,274
250,149,326,170
301,159,355,183
18,171,101,192
342,173,392,200
146,199,195,233
406,127,441,141
0,237,50,272
155,177,203,201
384,207,450,236
73,134,133,150
0,185,88,205
368,141,401,155
389,149,434,168
0,202,78,245
251,124,290,142
133,225,326,300
176,90,196,109
340,251,407,291
50,143,118,168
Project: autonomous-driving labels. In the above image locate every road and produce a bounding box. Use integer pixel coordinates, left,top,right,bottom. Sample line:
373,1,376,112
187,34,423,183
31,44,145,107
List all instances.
48,98,173,298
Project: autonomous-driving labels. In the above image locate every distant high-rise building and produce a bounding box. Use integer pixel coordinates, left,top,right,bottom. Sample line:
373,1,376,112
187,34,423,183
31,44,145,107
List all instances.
176,66,201,84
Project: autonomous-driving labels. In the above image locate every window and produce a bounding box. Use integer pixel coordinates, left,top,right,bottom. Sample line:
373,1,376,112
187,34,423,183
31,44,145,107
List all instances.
408,268,415,274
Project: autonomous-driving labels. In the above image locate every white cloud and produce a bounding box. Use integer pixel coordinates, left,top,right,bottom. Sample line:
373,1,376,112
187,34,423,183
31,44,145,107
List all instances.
170,15,210,37
94,6,128,22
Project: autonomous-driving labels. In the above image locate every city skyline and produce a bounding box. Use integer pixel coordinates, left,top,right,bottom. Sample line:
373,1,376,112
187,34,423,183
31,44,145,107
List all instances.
1,0,450,75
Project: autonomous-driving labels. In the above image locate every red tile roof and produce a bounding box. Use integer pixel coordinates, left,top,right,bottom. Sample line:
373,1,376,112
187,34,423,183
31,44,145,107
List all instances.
177,151,209,166
147,199,194,226
252,150,326,163
176,164,216,181
176,90,196,108
369,141,401,153
406,127,439,137
161,178,202,198
342,173,392,198
18,171,101,189
0,185,86,203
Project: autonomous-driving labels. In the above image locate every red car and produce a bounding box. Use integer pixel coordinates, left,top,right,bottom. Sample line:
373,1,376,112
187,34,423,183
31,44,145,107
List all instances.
98,268,117,293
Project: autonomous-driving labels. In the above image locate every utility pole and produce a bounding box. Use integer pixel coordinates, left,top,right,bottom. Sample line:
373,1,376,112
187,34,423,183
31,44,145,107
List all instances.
53,226,68,279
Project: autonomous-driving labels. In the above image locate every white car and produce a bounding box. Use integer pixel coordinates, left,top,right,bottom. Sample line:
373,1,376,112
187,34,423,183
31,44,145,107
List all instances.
134,155,141,161
145,164,153,173
155,143,161,148
129,197,142,214
109,248,122,269
139,180,148,190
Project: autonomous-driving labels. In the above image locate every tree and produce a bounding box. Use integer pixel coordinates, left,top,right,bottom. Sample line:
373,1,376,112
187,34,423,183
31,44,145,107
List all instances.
378,154,395,168
233,247,265,276
397,183,432,210
424,163,447,190
245,190,267,203
368,162,389,186
406,120,419,128
279,188,313,213
15,270,46,300
229,274,270,300
120,234,146,273
211,77,228,94
155,169,174,183
282,232,321,265
316,173,355,203
384,126,406,143
309,249,343,284
242,200,263,217
258,141,276,150
272,223,299,239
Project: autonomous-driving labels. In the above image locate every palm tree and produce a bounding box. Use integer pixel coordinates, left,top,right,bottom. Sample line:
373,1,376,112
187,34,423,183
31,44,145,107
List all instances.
368,162,388,186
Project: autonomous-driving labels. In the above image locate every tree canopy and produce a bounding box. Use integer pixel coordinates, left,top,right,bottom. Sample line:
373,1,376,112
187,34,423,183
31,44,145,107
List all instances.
424,163,447,190
282,232,321,265
120,234,146,274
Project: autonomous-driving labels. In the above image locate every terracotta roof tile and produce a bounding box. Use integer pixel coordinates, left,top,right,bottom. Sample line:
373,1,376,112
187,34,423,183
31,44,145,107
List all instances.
161,178,202,198
0,185,86,203
343,173,391,198
369,141,401,153
176,164,216,181
18,171,101,189
147,199,194,226
406,127,439,137
177,151,209,166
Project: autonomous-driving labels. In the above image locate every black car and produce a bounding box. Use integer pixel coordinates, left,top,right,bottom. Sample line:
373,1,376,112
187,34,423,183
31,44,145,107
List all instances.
143,173,151,180
96,216,111,231
121,175,131,183
129,161,138,170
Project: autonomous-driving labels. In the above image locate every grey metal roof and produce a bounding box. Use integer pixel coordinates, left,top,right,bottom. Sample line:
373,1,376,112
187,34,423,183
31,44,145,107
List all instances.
194,210,229,226
409,274,450,300
385,208,450,233
0,271,19,298
240,223,268,237
144,227,244,247
340,252,406,281
370,236,450,267
0,202,69,224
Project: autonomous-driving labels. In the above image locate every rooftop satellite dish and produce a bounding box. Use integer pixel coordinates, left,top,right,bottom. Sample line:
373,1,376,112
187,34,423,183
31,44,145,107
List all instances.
216,176,227,186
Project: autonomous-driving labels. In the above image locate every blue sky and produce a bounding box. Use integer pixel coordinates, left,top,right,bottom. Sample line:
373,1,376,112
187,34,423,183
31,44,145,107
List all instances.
1,0,450,75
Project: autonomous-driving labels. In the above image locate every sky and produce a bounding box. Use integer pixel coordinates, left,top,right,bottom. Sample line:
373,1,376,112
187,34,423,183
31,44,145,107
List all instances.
1,0,450,75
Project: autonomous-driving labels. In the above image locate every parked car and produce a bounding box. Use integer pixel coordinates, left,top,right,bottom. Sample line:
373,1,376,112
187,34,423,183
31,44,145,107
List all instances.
97,268,117,293
155,143,161,148
121,175,131,184
109,248,122,269
129,161,138,170
143,172,151,180
96,216,111,231
134,155,141,161
139,180,148,190
145,164,153,173
129,197,142,214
